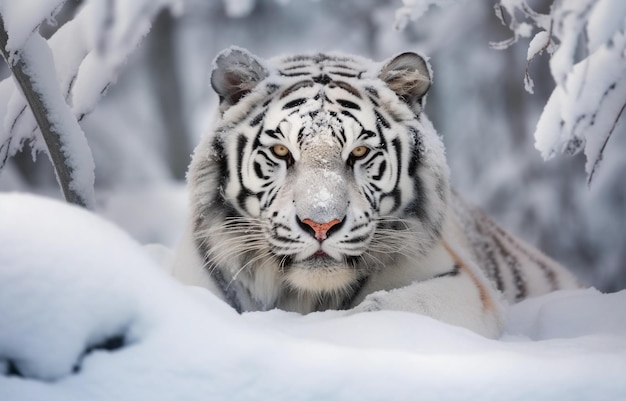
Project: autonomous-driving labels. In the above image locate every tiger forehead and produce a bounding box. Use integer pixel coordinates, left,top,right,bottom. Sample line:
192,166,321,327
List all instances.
277,53,367,78
276,53,368,99
278,77,364,100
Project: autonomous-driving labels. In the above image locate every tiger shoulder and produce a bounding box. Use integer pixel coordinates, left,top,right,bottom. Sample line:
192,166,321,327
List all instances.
173,47,581,338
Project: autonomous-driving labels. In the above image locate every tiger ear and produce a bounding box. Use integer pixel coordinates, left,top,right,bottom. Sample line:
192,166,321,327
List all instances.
211,48,268,106
379,52,431,114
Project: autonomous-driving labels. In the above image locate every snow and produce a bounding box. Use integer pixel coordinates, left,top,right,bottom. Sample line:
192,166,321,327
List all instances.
587,0,626,52
535,28,626,178
0,2,625,398
0,0,181,195
0,0,65,53
526,30,549,62
1,192,625,400
18,31,96,208
490,0,626,183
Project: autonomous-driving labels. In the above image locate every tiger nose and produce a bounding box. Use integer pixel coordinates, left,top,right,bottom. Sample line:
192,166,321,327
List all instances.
297,217,344,241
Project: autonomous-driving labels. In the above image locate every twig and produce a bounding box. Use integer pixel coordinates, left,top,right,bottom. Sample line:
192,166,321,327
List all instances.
587,101,626,186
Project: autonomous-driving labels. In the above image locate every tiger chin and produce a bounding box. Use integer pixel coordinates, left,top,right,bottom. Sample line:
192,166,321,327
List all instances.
173,47,581,338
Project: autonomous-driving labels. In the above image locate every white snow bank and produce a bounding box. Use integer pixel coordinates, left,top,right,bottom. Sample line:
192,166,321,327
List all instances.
0,193,625,401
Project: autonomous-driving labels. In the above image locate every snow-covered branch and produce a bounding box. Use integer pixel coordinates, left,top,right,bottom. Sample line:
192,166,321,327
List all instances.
0,0,182,206
0,13,95,208
491,0,626,185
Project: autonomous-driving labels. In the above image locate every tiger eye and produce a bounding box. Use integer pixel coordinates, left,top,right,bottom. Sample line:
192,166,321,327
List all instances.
350,145,369,159
272,144,291,158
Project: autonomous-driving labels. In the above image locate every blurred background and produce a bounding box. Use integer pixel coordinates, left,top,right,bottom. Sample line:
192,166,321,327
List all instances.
0,0,624,291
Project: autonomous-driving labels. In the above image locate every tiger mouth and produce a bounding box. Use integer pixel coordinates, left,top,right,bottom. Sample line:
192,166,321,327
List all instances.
313,249,329,258
296,250,359,270
300,252,340,267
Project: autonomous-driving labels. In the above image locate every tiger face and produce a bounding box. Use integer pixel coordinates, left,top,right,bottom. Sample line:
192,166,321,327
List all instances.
190,49,450,305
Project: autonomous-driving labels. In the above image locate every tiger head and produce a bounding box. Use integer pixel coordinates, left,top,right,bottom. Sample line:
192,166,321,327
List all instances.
189,48,449,307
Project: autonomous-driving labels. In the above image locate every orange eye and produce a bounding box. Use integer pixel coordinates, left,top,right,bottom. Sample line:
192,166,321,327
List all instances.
271,144,291,159
350,145,369,160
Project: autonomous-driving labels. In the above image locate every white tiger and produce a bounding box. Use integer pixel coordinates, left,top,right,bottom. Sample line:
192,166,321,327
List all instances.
173,48,580,338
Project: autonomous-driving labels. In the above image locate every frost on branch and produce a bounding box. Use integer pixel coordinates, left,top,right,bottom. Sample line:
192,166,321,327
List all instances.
0,0,182,206
491,0,626,185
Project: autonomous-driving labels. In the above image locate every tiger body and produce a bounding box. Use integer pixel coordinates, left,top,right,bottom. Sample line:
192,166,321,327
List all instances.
173,48,579,338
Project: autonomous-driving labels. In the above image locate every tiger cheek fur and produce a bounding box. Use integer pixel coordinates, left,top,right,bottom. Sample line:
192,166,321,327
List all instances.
174,48,581,338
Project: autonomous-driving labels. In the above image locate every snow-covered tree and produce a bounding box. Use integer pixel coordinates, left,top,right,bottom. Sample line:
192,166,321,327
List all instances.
398,0,626,185
491,0,626,185
0,0,181,207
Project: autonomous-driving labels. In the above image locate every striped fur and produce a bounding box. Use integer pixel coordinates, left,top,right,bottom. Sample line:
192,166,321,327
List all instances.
173,48,580,338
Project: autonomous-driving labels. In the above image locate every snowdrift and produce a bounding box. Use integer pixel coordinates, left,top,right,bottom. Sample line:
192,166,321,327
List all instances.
1,193,625,401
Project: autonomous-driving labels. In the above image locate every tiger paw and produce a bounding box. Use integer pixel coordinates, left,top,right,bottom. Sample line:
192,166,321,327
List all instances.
350,290,397,314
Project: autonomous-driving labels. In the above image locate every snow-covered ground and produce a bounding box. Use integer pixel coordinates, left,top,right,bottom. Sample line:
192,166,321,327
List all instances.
1,193,625,401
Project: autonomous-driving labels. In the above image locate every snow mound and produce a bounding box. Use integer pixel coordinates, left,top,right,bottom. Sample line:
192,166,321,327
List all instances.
0,193,625,400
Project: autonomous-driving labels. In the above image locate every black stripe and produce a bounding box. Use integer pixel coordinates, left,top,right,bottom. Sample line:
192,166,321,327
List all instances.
363,151,383,169
235,136,252,210
283,98,307,109
350,222,369,232
280,71,311,77
340,110,362,126
336,126,346,144
264,187,278,208
372,160,386,180
257,150,278,167
402,175,425,219
433,264,460,279
250,111,266,127
331,63,353,70
264,129,280,139
280,80,315,98
492,234,527,301
363,190,376,210
273,236,303,244
253,162,267,180
340,235,371,244
357,129,376,141
471,217,505,293
297,126,307,144
407,128,423,176
493,224,559,290
212,138,230,203
374,110,391,129
329,71,357,78
337,99,361,110
333,81,362,98
367,182,382,192
283,64,310,71
380,138,403,214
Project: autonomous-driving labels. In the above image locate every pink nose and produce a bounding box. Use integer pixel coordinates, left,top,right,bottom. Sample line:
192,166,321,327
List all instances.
300,218,342,241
